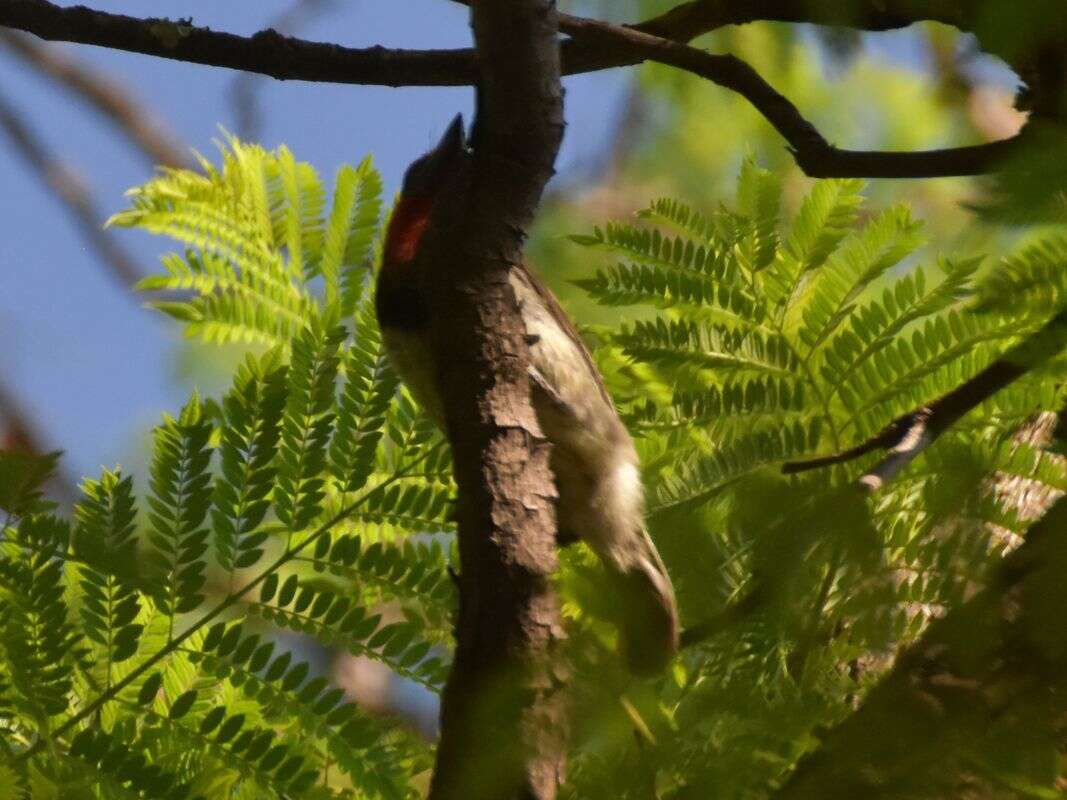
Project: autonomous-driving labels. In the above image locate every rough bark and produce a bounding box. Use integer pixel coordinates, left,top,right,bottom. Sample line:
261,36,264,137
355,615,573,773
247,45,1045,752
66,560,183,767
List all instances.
419,2,566,799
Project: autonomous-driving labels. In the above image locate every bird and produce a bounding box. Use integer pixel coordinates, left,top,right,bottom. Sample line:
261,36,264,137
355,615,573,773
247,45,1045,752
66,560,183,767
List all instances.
374,115,679,674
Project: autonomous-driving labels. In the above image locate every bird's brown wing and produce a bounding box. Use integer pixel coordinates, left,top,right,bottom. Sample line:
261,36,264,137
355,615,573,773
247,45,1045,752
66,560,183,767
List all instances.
514,262,615,409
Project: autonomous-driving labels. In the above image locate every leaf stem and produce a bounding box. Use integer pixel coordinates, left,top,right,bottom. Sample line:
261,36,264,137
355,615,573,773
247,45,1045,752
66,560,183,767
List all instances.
15,456,426,762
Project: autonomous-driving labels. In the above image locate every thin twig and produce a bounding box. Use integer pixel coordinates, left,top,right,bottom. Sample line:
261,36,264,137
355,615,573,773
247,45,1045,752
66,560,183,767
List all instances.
15,456,428,762
0,378,51,458
681,310,1067,652
228,0,334,140
0,0,983,91
0,378,77,504
0,0,1031,178
784,308,1067,490
559,15,1022,178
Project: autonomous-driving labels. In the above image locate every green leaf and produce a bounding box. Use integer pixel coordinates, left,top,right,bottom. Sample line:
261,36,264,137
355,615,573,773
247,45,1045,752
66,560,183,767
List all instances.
137,672,164,706
73,469,144,665
0,515,81,719
146,394,213,620
735,156,781,271
331,296,400,493
275,322,346,532
322,156,384,314
614,318,798,377
213,351,288,574
260,573,279,603
0,449,62,516
790,205,925,353
762,177,866,309
168,689,198,719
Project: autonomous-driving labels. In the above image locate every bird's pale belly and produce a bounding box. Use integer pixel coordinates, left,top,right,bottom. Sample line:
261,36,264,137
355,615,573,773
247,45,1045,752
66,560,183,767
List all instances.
380,270,643,561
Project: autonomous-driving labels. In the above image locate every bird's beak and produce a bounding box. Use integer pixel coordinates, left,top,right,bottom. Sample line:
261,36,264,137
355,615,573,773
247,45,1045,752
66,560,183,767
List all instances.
435,114,466,159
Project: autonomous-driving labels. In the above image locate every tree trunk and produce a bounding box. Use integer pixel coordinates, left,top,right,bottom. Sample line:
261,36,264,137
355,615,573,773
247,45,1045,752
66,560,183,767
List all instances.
422,2,566,799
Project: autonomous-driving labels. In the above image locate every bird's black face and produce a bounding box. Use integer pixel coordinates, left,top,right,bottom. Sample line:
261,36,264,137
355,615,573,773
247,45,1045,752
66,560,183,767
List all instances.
381,115,468,267
400,114,468,198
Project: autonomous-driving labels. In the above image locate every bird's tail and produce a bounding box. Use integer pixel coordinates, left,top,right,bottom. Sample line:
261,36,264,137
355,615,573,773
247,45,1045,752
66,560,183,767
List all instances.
608,528,679,675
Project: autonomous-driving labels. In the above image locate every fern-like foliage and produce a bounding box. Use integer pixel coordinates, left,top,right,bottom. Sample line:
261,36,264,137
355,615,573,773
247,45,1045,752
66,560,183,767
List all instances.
147,396,213,623
330,297,400,494
109,137,382,346
0,515,82,720
972,233,1067,317
275,321,345,534
213,351,288,575
570,160,1061,515
563,157,1067,799
5,140,1067,800
0,139,449,799
74,470,144,669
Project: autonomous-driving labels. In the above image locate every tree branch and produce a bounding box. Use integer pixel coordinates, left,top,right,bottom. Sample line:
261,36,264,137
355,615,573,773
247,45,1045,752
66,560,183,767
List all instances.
4,0,966,85
773,493,1067,799
680,310,1067,651
227,0,335,140
422,1,565,798
0,29,191,168
1,1,1037,179
783,308,1067,489
0,378,77,505
0,0,480,86
560,15,1024,178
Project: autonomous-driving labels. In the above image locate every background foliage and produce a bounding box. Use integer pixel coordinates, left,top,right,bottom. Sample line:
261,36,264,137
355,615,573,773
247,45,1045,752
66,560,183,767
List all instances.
2,4,1066,797
1,129,1064,797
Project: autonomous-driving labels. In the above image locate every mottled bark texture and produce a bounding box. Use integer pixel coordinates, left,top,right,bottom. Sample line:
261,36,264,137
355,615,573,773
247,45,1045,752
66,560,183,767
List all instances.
419,2,566,799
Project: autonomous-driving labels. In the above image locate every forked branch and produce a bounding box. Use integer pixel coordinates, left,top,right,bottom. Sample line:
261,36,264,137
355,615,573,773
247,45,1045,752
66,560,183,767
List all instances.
784,308,1067,490
0,0,1044,179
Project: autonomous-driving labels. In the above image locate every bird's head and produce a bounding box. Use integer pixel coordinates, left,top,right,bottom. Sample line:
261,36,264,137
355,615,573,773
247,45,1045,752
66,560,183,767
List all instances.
383,114,468,266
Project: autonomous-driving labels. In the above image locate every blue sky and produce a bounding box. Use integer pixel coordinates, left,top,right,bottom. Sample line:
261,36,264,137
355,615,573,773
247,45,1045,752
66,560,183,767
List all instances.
0,3,1018,483
0,1,629,480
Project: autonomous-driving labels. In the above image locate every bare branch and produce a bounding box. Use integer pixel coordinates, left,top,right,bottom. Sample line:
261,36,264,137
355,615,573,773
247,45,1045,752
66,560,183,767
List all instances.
560,15,1024,178
0,0,479,86
0,380,47,458
0,29,190,168
0,89,143,289
1,1,1035,178
0,378,76,505
0,0,985,91
784,308,1067,489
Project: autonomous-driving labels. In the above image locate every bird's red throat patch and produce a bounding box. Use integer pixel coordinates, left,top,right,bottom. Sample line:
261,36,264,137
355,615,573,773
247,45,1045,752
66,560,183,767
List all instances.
383,195,435,265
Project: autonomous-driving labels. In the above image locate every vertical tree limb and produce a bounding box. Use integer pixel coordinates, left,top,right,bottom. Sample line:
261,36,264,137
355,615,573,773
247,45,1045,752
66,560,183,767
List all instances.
422,2,565,799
